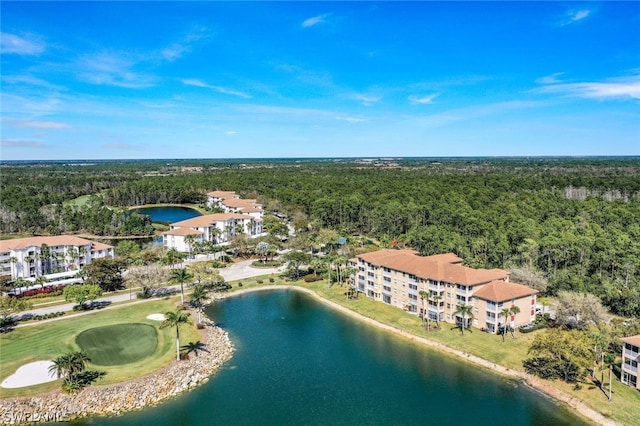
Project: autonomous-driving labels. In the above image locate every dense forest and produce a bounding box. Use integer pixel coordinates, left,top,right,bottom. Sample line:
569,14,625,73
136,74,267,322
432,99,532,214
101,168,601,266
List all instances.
1,157,639,316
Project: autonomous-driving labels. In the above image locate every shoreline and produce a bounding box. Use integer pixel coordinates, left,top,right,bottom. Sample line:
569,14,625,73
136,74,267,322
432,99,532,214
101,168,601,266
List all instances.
220,285,620,426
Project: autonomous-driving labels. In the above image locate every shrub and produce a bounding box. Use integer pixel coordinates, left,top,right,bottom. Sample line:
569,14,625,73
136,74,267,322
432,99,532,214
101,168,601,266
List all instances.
238,282,243,287
303,274,323,283
256,280,263,284
269,278,275,283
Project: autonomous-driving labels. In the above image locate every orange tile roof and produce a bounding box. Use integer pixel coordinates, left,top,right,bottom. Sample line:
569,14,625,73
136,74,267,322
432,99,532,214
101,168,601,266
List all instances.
0,235,112,252
355,249,507,285
221,198,261,208
90,241,115,251
207,190,237,199
171,213,255,227
622,335,640,347
162,228,203,236
473,280,538,303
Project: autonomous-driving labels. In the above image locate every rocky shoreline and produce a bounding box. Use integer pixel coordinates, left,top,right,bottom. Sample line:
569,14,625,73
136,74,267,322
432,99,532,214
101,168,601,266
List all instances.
0,319,233,425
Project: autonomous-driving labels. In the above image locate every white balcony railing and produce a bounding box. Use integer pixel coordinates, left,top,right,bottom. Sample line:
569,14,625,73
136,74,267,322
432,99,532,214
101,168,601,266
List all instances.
624,348,640,360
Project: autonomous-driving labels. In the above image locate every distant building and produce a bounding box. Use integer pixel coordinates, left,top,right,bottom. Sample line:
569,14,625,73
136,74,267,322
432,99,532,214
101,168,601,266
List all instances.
163,213,263,252
621,335,640,390
206,190,264,219
0,235,115,282
349,249,537,333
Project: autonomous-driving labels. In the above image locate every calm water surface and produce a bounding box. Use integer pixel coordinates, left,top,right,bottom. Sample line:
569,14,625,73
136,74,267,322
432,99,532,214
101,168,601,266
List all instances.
71,290,587,426
133,206,201,224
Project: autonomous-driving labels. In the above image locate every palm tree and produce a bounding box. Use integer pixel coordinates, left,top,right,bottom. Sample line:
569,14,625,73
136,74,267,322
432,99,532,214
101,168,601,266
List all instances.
170,268,193,305
66,247,79,271
184,234,199,258
454,303,474,336
48,351,90,380
256,241,269,263
161,308,191,361
9,256,18,278
431,293,443,329
509,305,521,339
499,307,511,342
419,290,429,331
35,275,48,290
40,244,51,275
190,284,208,323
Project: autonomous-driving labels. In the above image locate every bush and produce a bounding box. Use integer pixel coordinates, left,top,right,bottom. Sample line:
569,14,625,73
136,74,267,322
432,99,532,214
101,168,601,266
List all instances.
303,274,324,283
269,278,275,283
238,282,243,287
256,280,263,284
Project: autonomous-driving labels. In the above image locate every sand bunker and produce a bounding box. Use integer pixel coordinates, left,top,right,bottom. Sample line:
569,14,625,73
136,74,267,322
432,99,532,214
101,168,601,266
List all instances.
1,361,57,388
146,313,166,321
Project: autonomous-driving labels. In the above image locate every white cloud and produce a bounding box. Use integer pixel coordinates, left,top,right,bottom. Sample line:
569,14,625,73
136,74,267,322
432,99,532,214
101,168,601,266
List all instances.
408,94,439,105
226,131,236,135
354,94,381,106
302,14,329,28
535,75,640,100
0,32,45,55
562,9,591,26
1,139,46,148
160,27,208,61
335,116,367,123
2,118,71,129
181,79,251,98
2,74,66,91
76,52,156,88
535,73,565,85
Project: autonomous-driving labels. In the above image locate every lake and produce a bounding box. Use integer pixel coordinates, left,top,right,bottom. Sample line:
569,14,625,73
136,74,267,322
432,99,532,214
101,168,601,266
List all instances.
132,206,202,224
70,290,586,425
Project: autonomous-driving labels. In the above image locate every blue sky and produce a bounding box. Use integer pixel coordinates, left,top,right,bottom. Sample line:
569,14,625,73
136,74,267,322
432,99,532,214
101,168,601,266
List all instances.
1,1,639,160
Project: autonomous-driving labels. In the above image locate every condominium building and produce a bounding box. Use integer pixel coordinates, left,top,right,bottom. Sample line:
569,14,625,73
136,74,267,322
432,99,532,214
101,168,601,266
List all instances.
621,335,640,390
206,190,264,219
163,213,263,252
0,235,115,282
349,249,537,333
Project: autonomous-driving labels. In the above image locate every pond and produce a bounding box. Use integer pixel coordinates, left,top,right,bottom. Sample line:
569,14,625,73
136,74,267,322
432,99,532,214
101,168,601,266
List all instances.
71,290,587,425
132,206,202,224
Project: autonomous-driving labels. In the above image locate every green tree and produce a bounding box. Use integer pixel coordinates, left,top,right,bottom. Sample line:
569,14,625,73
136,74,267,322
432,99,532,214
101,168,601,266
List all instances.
523,329,593,383
190,284,208,324
500,307,511,342
508,305,521,339
63,284,103,309
283,250,311,279
0,296,32,327
35,275,48,290
161,308,191,361
430,293,443,329
84,258,126,292
454,303,474,336
255,241,269,263
171,268,193,305
419,290,429,331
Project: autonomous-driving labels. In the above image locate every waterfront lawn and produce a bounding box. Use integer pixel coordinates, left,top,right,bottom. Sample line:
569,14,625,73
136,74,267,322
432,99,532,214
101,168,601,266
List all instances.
288,281,640,426
0,299,200,398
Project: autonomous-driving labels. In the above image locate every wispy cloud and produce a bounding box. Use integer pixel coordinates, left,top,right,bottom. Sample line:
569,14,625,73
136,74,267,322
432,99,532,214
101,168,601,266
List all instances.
535,72,565,85
335,116,368,123
354,94,381,106
0,32,45,55
2,117,71,129
76,52,156,88
561,9,591,26
160,27,208,61
302,14,330,28
181,78,252,98
225,131,237,135
408,94,439,105
535,75,640,100
1,138,47,148
2,74,66,91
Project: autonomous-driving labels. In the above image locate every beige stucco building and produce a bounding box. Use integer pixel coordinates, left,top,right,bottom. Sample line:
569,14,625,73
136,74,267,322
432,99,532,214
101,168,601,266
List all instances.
621,335,640,390
350,249,537,333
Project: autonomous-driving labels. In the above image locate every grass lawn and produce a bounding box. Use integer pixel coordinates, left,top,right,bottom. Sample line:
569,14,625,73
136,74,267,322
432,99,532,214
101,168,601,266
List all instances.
64,194,93,208
76,323,158,366
0,298,200,398
266,280,640,426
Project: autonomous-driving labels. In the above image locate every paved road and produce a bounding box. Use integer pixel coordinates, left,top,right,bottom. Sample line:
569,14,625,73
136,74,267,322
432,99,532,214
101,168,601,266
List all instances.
16,259,284,319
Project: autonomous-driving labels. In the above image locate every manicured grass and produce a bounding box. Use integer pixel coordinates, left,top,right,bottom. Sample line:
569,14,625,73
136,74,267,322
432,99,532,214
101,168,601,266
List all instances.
76,323,158,366
0,298,199,398
271,280,640,426
64,194,93,208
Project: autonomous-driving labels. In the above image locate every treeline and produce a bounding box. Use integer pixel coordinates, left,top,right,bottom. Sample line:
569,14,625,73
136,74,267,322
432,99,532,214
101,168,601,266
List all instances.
1,158,639,316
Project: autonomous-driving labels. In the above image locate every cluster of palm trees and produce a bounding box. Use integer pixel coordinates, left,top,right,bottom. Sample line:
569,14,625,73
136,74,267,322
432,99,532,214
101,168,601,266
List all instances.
418,290,444,332
451,302,521,339
48,351,103,393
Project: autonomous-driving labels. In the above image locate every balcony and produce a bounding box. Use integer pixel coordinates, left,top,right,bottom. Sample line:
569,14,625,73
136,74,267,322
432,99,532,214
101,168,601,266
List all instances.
623,363,638,374
624,348,640,360
456,288,471,297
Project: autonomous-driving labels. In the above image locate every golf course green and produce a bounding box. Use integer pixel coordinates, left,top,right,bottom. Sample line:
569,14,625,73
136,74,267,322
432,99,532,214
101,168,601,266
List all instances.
76,324,158,366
